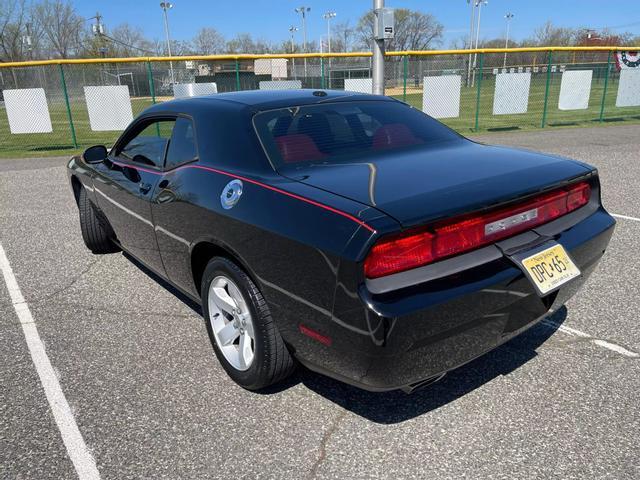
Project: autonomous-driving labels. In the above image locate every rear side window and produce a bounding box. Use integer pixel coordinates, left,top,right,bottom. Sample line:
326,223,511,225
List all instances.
253,101,460,168
165,117,198,170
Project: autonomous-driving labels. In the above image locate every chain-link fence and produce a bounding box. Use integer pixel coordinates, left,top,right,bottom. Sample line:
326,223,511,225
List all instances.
1,47,639,157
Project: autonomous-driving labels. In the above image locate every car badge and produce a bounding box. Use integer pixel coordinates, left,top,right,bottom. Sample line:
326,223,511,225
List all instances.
220,179,243,209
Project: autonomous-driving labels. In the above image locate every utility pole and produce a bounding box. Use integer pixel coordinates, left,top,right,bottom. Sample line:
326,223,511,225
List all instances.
23,22,33,59
91,12,106,58
289,26,298,80
295,6,311,78
372,0,384,95
503,12,514,68
160,2,175,84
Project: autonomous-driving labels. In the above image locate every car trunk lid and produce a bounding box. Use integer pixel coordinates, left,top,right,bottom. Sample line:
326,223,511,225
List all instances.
280,141,592,228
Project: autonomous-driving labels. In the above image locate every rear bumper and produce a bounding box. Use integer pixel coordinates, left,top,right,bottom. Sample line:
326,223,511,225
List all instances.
296,207,615,392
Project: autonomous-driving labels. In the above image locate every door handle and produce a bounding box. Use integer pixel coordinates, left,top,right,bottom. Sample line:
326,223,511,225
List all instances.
139,182,152,194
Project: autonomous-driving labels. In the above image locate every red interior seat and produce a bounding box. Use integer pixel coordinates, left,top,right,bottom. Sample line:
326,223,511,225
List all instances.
372,124,423,150
275,134,326,163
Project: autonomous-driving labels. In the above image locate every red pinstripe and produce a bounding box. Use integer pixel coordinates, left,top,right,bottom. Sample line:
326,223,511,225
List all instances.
109,160,376,233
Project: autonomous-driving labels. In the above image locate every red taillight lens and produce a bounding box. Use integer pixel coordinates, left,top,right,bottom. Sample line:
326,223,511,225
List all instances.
364,229,435,279
364,181,591,279
566,182,591,211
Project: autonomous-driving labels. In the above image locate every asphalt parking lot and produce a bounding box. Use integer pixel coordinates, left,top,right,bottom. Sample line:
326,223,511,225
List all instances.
1,124,639,479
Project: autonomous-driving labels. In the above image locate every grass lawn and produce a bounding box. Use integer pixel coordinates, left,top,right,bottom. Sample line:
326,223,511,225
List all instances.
1,76,639,159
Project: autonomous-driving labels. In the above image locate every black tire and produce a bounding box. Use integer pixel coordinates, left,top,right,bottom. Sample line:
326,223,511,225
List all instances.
78,186,119,254
201,257,295,390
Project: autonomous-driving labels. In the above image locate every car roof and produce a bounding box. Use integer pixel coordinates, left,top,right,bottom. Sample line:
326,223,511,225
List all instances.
144,89,397,115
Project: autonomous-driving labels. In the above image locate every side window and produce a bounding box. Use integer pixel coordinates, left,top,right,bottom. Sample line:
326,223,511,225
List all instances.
165,117,197,170
119,120,175,168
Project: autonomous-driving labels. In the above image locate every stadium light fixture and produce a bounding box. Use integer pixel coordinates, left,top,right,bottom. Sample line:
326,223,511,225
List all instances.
294,6,311,52
323,11,337,53
504,12,515,68
471,0,488,87
294,6,311,77
289,26,299,80
160,2,175,84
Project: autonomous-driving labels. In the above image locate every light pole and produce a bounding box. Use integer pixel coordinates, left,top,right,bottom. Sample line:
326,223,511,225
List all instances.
160,2,175,84
289,26,298,80
295,6,311,78
471,0,487,87
323,11,336,53
466,0,477,87
503,12,514,68
323,11,336,88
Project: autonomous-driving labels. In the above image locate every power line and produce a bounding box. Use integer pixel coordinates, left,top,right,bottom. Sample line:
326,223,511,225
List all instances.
99,33,156,55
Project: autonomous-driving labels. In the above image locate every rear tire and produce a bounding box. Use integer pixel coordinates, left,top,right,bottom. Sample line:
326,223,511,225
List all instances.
201,257,295,390
78,186,119,254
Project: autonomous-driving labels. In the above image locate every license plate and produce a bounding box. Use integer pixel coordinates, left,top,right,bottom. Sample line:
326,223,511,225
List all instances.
519,244,580,295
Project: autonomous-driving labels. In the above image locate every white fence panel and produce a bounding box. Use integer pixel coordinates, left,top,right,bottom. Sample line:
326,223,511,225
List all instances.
493,73,531,115
259,80,302,90
422,75,461,119
173,83,218,98
558,70,592,110
3,88,52,134
84,85,133,131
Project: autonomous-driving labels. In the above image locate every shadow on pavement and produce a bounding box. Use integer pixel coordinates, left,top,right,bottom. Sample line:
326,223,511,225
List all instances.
126,251,567,424
295,307,567,424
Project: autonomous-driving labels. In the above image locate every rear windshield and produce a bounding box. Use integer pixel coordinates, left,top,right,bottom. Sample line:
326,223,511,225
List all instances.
253,100,461,169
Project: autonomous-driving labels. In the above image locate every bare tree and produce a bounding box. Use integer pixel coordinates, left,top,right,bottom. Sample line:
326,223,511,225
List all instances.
331,21,353,52
169,39,193,56
0,0,28,61
534,21,575,46
226,33,273,54
33,0,83,58
192,27,224,55
108,23,154,56
355,8,443,51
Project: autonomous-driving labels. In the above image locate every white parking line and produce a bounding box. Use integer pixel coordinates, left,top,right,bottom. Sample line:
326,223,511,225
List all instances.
612,213,640,222
541,318,639,358
0,242,100,480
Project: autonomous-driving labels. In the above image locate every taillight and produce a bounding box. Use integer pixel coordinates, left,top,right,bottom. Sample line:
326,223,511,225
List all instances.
364,181,591,279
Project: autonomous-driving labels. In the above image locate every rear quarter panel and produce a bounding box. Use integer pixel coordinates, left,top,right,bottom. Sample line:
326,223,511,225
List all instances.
149,103,389,355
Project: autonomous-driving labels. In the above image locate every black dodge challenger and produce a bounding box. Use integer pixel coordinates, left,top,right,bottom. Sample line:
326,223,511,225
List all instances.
67,90,615,393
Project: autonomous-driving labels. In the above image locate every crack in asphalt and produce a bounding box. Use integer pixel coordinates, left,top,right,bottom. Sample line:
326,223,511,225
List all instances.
307,408,348,480
0,256,103,308
32,257,104,306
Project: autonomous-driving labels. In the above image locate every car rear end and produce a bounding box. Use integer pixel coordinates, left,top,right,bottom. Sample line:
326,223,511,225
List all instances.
252,93,616,392
334,173,615,392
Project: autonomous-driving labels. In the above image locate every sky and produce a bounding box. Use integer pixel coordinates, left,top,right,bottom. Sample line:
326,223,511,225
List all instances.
75,0,640,48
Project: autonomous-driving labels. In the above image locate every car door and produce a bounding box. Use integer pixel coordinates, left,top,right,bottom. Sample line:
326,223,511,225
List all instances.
150,116,200,292
93,118,175,276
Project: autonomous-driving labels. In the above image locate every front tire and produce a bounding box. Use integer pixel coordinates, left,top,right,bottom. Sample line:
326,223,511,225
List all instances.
78,186,119,254
201,257,295,390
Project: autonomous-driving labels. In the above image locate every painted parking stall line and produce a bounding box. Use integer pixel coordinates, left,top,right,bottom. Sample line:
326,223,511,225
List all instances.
612,213,640,223
0,242,101,480
541,318,639,358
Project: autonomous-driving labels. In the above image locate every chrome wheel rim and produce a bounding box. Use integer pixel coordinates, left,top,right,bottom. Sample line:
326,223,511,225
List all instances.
207,275,255,371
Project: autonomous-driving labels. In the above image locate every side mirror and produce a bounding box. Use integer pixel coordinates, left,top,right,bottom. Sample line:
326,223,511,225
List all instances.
83,145,108,164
